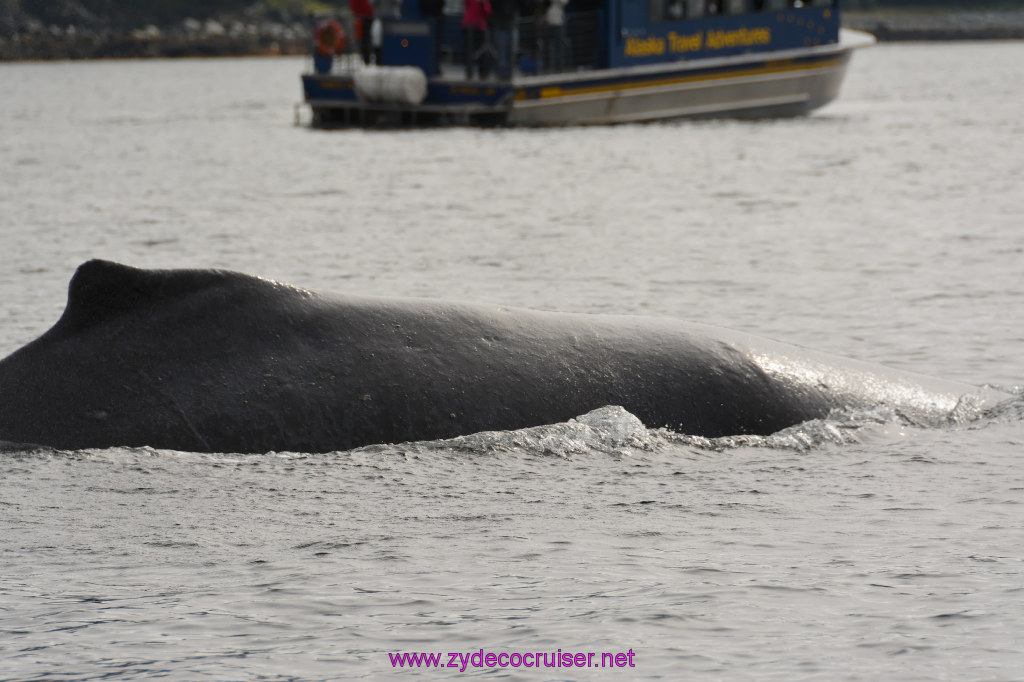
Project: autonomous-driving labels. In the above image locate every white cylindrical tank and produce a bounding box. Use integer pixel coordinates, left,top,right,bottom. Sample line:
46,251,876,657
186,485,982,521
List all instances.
353,67,428,106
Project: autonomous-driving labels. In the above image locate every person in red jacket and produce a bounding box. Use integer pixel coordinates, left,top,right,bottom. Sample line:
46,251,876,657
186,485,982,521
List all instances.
350,0,375,64
462,0,492,79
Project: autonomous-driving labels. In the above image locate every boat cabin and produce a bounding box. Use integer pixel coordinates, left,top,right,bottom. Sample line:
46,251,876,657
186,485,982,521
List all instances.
318,0,839,74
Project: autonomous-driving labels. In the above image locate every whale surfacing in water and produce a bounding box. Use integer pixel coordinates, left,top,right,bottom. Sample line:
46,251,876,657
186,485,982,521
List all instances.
0,260,1009,453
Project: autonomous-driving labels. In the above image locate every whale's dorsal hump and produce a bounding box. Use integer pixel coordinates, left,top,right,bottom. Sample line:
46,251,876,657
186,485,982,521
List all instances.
49,260,234,339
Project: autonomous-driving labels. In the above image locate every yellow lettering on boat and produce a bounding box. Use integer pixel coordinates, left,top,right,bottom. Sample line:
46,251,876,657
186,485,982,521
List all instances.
667,31,702,53
625,26,771,59
705,26,771,50
625,36,666,58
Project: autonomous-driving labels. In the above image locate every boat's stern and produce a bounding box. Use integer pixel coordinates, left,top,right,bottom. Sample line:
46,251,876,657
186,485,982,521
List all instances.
303,65,516,127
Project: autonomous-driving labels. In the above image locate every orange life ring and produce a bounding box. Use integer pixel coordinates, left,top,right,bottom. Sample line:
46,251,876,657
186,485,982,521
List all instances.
314,19,347,57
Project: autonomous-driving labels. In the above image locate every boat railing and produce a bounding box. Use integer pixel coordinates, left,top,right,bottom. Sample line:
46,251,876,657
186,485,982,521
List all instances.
308,10,603,79
436,10,604,77
512,10,603,76
308,0,838,79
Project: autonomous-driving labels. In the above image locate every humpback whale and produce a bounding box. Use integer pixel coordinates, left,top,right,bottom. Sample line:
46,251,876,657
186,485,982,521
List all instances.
0,260,1009,453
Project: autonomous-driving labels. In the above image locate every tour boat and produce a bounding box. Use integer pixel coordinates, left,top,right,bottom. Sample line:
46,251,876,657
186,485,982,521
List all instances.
300,0,874,127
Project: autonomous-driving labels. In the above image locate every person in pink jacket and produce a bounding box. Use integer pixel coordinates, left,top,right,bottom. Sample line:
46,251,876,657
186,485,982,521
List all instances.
462,0,492,79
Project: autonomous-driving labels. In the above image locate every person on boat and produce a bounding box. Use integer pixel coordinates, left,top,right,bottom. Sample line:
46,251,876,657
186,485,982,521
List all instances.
543,0,568,73
419,0,446,74
462,0,492,79
490,0,517,79
350,0,375,64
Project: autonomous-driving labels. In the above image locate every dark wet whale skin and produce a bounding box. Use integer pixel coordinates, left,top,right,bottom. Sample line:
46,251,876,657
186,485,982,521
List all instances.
0,260,1009,453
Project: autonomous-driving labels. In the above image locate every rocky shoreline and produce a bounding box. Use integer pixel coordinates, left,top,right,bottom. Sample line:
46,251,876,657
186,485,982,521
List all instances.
1,9,1022,62
0,16,313,61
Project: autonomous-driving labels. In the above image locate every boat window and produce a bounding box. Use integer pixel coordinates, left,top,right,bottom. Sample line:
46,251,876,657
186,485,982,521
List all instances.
648,0,723,20
649,0,832,22
648,0,688,22
649,0,663,23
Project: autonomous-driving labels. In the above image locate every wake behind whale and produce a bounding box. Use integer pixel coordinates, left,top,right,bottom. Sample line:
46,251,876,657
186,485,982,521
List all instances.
0,260,1010,454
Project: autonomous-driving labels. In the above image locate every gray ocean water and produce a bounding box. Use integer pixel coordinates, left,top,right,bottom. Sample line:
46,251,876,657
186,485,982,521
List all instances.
1,41,1023,680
